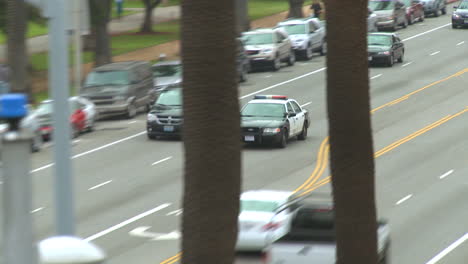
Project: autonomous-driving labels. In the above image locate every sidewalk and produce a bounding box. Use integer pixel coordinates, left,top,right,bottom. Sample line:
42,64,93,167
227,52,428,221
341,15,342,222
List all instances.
0,6,180,60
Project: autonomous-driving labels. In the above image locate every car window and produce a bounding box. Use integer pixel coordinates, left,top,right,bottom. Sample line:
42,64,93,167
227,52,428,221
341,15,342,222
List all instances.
276,32,284,43
290,101,302,113
155,88,182,106
368,34,392,46
280,24,307,35
241,103,286,117
152,64,182,78
84,70,130,87
287,102,294,114
36,102,53,115
458,1,468,8
243,33,274,45
241,200,280,213
368,0,395,11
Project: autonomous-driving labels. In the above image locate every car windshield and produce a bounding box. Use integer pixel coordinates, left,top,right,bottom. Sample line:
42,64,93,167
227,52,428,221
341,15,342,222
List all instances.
243,33,274,45
84,70,130,87
458,1,468,9
36,102,53,115
280,24,307,35
368,35,392,46
241,200,280,213
152,64,182,78
155,88,182,107
368,0,395,11
241,103,285,117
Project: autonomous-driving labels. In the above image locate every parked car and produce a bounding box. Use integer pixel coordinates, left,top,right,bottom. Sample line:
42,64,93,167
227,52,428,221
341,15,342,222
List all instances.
368,32,405,67
368,8,379,32
146,87,182,139
0,106,43,152
369,0,408,31
152,60,182,94
263,198,391,264
236,190,294,251
420,0,446,17
81,61,155,119
36,96,97,140
241,28,295,71
452,0,468,28
402,0,425,24
276,17,326,60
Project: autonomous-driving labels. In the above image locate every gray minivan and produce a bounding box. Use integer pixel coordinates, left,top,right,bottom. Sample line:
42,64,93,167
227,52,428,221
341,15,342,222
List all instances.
81,61,155,119
369,0,407,31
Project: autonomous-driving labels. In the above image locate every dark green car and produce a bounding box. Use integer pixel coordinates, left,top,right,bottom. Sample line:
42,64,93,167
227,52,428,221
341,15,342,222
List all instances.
241,95,310,148
368,32,405,67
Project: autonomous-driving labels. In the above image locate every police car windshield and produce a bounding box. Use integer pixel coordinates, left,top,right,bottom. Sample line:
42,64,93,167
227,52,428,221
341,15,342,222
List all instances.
155,88,182,106
242,103,285,117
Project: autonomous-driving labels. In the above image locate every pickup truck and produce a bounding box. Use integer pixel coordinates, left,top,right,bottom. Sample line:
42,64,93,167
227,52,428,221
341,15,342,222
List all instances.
263,201,391,264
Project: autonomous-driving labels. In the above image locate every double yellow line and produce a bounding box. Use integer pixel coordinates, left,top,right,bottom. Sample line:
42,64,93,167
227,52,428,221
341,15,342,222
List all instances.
159,69,468,264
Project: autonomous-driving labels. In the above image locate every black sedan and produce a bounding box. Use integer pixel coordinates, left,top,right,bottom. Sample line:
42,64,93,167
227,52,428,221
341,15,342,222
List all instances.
452,1,468,29
241,95,310,148
368,33,405,67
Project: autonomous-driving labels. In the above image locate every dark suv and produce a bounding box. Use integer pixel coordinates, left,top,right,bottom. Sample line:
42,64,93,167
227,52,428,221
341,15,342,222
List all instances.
420,0,446,17
452,0,468,28
146,87,182,139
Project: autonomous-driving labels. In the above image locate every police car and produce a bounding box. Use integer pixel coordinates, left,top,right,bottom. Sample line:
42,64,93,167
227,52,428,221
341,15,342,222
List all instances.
241,95,310,148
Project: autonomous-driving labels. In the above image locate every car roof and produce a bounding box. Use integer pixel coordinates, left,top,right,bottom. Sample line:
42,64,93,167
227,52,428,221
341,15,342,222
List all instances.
244,27,283,34
152,60,181,67
278,19,308,25
368,32,397,37
248,98,292,105
241,190,293,202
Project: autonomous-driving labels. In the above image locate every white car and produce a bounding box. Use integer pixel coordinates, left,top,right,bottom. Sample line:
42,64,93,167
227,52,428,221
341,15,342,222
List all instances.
368,8,379,32
236,190,294,251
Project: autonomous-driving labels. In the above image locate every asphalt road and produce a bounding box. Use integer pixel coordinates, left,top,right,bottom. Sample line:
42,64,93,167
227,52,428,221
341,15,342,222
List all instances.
1,4,467,264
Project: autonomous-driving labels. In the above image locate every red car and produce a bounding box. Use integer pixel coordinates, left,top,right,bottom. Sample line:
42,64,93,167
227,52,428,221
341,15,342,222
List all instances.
403,0,425,24
36,99,88,140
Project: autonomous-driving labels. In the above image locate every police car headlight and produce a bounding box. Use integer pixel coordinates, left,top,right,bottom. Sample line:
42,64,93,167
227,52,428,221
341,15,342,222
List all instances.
147,113,157,122
263,127,281,134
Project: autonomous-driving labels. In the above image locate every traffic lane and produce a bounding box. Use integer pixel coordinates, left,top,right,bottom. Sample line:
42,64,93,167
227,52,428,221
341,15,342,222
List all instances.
426,233,468,264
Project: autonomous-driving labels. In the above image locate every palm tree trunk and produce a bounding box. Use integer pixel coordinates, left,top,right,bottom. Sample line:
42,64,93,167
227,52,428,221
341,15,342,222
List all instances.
181,0,241,263
325,0,379,263
288,0,304,18
6,0,30,99
90,0,112,66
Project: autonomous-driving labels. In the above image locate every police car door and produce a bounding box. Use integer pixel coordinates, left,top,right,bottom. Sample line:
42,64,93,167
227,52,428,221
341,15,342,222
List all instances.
286,102,298,136
290,100,305,133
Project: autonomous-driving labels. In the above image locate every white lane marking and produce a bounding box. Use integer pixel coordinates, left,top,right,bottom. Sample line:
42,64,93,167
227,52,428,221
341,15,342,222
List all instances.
301,102,312,107
371,74,383,80
240,67,327,99
84,203,171,242
0,181,2,184
439,170,454,179
430,51,440,56
264,74,272,78
88,180,113,191
396,194,413,205
129,226,181,241
152,156,172,166
425,233,468,264
28,24,456,174
166,209,183,216
72,139,81,144
128,121,137,124
31,207,44,214
456,41,465,46
401,23,451,42
31,131,146,174
402,62,413,67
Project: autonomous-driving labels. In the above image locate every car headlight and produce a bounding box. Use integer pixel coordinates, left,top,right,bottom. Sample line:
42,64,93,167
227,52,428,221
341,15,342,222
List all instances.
378,51,391,55
261,48,273,54
263,127,281,134
453,14,461,19
147,113,157,122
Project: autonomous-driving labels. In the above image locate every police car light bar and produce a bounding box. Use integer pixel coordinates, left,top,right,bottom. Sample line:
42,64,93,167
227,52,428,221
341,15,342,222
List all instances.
254,95,288,100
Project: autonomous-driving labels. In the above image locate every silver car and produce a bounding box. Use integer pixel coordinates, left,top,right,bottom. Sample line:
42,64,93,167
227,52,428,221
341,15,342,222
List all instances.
152,60,182,94
369,0,408,31
0,106,43,152
242,28,295,71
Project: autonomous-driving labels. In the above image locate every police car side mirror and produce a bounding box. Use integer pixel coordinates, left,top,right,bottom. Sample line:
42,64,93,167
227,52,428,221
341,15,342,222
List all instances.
288,112,296,117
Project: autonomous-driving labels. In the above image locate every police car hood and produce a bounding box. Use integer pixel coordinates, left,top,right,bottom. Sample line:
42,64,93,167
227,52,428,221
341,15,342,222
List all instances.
241,117,284,128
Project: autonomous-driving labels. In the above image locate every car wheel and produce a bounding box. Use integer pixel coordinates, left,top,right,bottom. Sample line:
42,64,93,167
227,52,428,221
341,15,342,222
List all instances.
397,51,404,63
287,50,295,66
126,102,137,119
402,18,408,28
434,9,440,17
277,129,288,148
31,131,42,152
272,55,281,71
387,54,394,67
441,7,446,15
420,13,425,22
390,22,397,31
86,118,95,132
240,65,248,82
408,14,414,25
147,133,156,140
320,41,327,56
71,124,79,139
298,122,308,140
452,24,457,29
304,45,313,60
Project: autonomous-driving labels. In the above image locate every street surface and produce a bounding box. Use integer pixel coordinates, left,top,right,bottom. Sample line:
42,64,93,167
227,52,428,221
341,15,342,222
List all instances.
1,5,467,264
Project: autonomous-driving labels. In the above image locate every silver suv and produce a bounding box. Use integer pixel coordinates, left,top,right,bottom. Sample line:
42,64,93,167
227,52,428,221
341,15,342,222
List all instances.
242,28,295,71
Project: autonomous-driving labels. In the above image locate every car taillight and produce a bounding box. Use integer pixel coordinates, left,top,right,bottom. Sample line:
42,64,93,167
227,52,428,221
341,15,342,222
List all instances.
261,251,270,264
262,222,281,231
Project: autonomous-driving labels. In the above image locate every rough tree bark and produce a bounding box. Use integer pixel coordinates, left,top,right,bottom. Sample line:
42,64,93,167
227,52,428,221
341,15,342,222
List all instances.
288,0,305,18
88,0,112,66
326,0,379,263
140,0,162,33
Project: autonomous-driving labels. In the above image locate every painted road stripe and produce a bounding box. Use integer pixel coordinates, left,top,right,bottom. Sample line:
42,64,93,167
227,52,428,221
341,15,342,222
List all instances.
31,207,44,214
402,62,413,67
439,170,454,179
425,233,468,264
456,41,465,46
401,23,451,42
85,203,171,242
301,102,312,107
371,74,382,80
430,51,440,56
396,194,413,205
88,180,113,191
152,156,173,166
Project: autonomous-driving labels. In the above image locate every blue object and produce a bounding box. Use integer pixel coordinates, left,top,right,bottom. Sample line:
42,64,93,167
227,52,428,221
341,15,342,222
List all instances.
0,93,28,118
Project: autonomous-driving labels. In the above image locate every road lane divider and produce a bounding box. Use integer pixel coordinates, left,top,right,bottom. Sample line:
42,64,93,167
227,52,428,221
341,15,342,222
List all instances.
160,253,182,264
456,41,465,46
425,233,468,264
439,170,454,179
293,137,329,193
88,180,113,191
395,194,413,205
152,156,173,166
